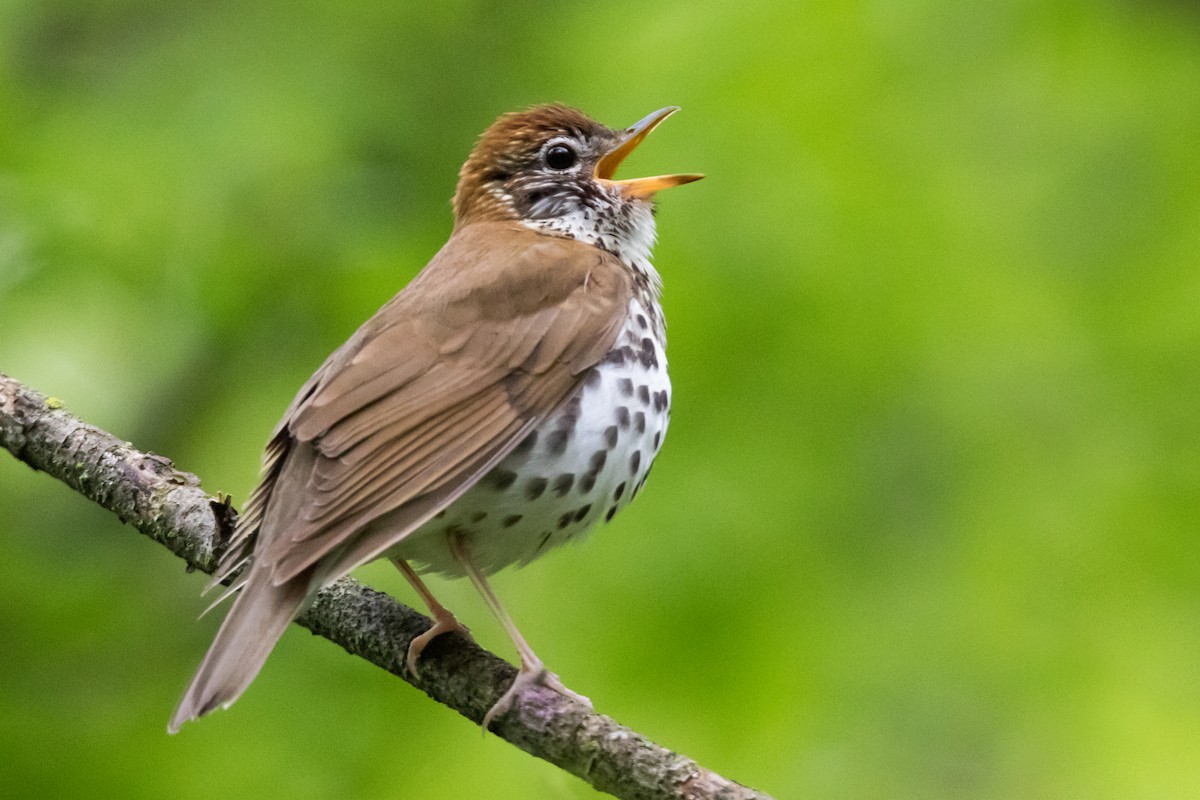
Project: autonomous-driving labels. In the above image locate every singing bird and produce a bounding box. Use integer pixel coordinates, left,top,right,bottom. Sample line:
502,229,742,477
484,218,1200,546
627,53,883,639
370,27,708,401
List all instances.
170,105,702,732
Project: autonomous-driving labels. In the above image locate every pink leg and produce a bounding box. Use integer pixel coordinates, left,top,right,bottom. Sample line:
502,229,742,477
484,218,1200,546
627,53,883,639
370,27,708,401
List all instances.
390,557,472,678
448,533,591,730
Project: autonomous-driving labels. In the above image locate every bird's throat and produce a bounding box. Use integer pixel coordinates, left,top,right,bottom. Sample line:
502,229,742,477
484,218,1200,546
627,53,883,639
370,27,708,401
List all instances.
521,198,661,289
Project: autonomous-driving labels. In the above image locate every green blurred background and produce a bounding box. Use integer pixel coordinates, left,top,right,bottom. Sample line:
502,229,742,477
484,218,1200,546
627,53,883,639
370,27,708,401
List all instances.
2,0,1199,797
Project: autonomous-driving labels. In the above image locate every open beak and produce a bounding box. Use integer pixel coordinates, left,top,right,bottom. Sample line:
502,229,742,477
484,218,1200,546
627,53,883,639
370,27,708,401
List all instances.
594,106,704,198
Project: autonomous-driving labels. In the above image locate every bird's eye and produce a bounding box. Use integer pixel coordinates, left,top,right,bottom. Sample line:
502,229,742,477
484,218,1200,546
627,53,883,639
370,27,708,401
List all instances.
544,144,577,171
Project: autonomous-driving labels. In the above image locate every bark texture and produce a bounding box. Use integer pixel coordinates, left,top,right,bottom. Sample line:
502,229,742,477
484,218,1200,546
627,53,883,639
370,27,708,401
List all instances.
0,372,772,800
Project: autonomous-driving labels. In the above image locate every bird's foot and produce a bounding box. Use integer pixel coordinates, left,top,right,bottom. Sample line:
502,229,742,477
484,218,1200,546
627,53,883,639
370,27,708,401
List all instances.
482,664,592,731
406,610,472,678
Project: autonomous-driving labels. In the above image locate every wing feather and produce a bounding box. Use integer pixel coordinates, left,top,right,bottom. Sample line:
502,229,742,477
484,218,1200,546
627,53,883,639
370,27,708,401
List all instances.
216,221,633,588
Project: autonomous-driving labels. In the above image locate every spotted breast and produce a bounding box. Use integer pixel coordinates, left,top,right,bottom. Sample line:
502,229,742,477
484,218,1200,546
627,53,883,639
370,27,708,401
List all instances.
395,294,669,577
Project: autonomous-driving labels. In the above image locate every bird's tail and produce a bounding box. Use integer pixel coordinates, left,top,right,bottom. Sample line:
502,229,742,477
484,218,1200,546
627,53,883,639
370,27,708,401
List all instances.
168,566,310,733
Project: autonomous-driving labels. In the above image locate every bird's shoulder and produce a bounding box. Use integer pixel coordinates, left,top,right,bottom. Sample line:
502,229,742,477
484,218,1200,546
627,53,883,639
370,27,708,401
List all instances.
390,221,631,324
282,221,633,445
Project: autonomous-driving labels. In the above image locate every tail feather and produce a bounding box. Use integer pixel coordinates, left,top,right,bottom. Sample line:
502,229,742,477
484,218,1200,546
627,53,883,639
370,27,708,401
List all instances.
168,568,310,733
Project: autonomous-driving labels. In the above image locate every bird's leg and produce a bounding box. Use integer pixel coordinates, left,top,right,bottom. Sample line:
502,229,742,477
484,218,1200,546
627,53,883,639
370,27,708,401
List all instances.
389,556,472,678
448,532,592,730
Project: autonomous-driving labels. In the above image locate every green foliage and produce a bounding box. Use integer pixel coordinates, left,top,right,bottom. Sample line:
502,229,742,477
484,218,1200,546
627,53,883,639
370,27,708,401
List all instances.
2,1,1199,797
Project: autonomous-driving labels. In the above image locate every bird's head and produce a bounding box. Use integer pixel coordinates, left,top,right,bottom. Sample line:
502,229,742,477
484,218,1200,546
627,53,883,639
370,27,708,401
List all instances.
453,105,702,263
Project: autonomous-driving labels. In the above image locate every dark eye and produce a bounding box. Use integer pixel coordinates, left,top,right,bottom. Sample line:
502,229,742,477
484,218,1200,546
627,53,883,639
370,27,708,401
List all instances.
544,144,577,170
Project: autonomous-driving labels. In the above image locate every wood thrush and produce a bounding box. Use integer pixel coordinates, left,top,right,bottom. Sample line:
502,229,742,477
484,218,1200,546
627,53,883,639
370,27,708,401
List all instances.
169,104,702,732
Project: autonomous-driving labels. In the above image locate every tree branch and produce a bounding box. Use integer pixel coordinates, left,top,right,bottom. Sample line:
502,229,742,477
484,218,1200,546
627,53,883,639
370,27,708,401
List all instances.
0,373,772,800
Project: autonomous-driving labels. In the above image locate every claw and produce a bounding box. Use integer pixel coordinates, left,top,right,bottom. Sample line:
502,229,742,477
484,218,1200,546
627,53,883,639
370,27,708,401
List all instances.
482,664,592,730
406,611,471,679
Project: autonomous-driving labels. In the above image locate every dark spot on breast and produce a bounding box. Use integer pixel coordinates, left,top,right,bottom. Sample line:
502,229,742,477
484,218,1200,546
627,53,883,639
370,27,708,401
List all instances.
603,347,627,367
605,506,618,522
574,504,592,522
584,368,601,388
629,450,642,476
558,512,574,530
525,477,547,501
546,429,570,457
512,430,538,456
604,425,619,449
489,469,518,491
590,450,607,473
637,314,648,329
553,473,575,496
637,337,659,369
653,390,668,412
615,406,630,429
580,471,598,492
636,385,651,405
557,408,579,431
536,531,553,553
613,482,626,501
502,514,523,528
653,431,661,449
634,411,646,433
617,378,634,397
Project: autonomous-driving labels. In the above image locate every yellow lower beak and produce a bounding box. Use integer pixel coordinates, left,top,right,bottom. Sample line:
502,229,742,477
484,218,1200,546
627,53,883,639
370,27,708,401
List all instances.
594,106,704,198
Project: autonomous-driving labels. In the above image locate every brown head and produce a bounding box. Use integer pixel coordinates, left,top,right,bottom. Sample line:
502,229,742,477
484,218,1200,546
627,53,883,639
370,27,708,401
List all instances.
452,105,702,258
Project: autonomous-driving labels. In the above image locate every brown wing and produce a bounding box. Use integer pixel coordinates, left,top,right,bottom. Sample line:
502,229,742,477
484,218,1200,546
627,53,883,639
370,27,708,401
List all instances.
217,221,632,590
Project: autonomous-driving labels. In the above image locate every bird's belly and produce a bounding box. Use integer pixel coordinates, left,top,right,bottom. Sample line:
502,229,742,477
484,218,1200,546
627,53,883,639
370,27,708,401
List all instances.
394,309,669,577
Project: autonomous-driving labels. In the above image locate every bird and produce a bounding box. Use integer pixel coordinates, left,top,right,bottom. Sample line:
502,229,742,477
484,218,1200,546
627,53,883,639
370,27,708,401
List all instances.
169,104,702,733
